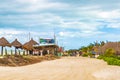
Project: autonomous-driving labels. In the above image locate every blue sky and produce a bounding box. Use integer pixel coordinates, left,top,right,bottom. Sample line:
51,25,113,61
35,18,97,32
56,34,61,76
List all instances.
0,0,120,50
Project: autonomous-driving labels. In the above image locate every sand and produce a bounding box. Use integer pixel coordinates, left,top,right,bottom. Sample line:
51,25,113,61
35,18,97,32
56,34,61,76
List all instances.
0,57,120,80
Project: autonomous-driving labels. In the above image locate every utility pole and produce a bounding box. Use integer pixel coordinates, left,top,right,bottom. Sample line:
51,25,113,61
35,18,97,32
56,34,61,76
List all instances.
29,32,31,41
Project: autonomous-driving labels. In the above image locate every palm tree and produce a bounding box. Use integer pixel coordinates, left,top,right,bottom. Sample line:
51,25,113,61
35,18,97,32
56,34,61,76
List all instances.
100,41,105,46
87,43,94,51
80,46,88,53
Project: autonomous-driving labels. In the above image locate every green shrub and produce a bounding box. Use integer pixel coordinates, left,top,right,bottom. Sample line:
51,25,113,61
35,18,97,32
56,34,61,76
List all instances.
82,53,88,57
103,57,120,66
97,55,120,66
116,56,120,60
88,52,93,58
97,55,104,59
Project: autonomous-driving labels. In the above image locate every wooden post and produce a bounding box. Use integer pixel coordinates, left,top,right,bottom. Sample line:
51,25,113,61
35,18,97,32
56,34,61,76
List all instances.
15,47,17,55
19,50,20,55
1,46,3,56
47,50,49,55
26,50,28,55
5,48,7,56
23,50,25,56
11,49,13,55
40,50,43,56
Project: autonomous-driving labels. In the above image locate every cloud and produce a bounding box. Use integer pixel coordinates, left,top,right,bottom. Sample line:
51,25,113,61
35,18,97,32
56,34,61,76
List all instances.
0,29,23,35
62,22,98,30
58,30,104,38
97,10,120,19
0,0,69,13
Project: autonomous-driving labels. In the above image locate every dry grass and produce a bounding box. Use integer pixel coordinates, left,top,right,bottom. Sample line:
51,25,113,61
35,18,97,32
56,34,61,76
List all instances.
0,54,60,67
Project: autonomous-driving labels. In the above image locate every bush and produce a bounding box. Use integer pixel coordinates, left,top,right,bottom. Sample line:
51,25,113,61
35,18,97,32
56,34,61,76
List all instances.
82,53,88,57
88,52,93,58
97,55,120,66
97,55,104,59
103,57,120,66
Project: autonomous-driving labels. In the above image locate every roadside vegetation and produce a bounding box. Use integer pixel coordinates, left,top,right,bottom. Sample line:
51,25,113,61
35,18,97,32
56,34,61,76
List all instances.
67,41,120,66
97,48,120,66
79,41,105,57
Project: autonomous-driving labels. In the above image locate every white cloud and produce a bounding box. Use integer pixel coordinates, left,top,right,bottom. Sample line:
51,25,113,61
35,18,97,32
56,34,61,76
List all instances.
97,10,120,19
58,31,104,38
0,29,23,35
0,0,69,13
60,21,102,32
104,19,120,28
77,5,120,19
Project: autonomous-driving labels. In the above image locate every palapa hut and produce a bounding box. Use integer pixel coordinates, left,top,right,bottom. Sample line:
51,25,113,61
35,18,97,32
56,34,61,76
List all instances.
101,42,120,55
23,38,38,55
11,39,22,54
0,37,11,55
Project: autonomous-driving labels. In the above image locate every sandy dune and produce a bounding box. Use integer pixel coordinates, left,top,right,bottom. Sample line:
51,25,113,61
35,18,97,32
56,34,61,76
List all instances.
0,57,120,80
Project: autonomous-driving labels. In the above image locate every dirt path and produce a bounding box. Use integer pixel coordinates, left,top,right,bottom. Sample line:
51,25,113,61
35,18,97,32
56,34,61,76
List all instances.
0,57,120,80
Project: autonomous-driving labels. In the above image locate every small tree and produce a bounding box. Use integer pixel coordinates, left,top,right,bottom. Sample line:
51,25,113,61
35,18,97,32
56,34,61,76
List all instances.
80,46,88,53
88,43,94,51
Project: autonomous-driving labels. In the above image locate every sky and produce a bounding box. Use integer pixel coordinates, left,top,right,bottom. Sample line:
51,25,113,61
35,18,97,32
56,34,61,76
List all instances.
0,0,120,50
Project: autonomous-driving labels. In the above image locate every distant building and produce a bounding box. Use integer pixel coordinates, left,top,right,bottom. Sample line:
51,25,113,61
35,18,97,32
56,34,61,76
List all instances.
33,44,59,56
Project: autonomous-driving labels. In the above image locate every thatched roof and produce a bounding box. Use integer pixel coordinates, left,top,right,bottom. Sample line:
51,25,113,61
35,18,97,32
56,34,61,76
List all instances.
29,38,38,45
23,42,33,50
101,42,120,55
23,38,38,50
0,37,11,47
11,39,22,48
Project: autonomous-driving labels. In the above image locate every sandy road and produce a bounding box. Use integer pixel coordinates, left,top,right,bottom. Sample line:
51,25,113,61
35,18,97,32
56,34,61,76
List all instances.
0,57,120,80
